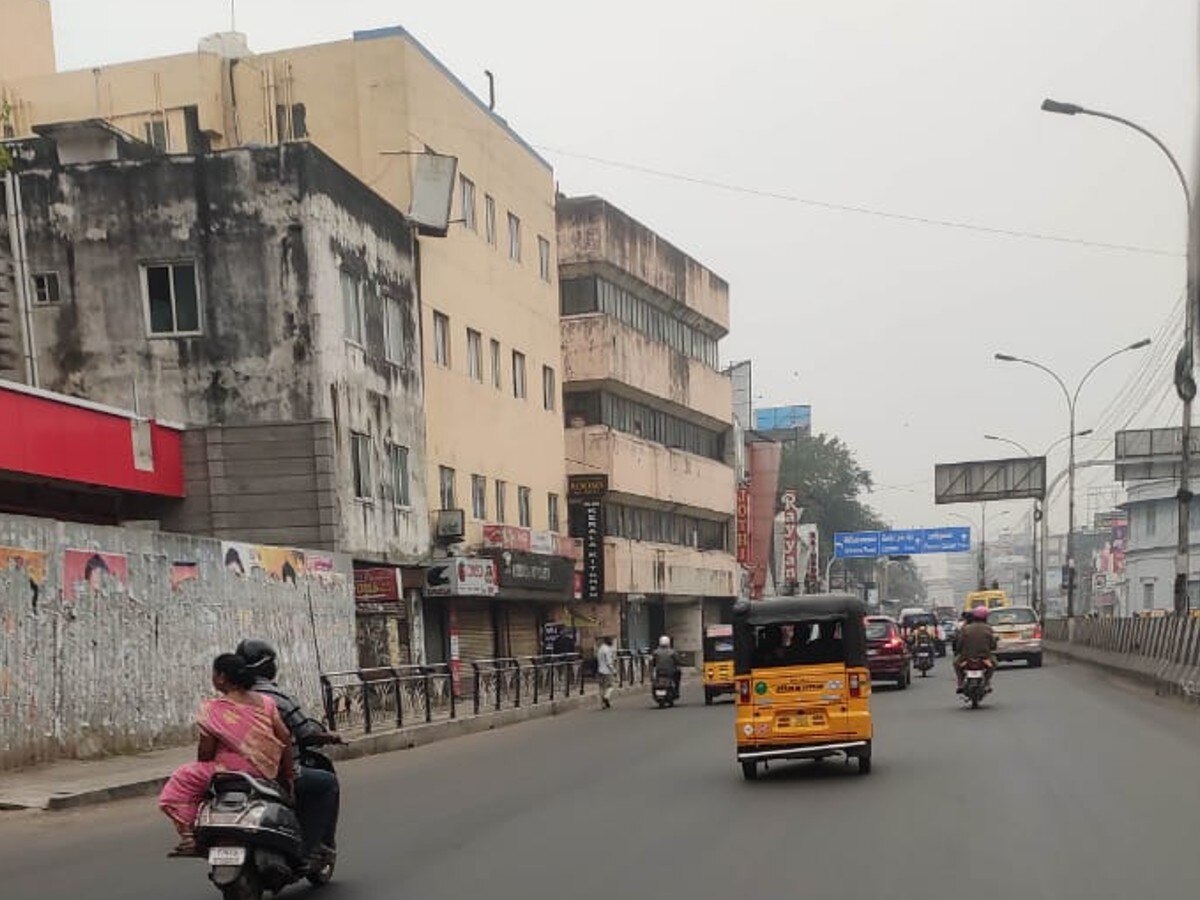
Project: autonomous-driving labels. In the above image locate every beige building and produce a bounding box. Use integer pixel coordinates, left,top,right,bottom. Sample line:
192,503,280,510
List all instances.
1,10,570,667
558,196,737,663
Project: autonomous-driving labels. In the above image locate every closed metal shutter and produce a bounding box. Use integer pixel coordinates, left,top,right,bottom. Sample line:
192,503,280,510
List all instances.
505,604,541,659
455,599,495,665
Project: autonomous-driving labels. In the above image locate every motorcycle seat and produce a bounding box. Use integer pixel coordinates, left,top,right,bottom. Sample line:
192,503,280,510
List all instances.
209,772,291,805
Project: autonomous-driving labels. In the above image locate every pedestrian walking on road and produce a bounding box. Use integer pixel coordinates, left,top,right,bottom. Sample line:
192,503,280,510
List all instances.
596,635,618,709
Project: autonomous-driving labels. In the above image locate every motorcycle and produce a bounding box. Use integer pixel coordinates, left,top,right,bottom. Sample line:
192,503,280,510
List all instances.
914,643,935,677
191,750,336,900
652,673,679,708
961,663,990,709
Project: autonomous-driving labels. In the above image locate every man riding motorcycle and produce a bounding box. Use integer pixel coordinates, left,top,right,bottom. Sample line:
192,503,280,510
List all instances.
651,635,682,698
953,606,997,693
236,639,342,867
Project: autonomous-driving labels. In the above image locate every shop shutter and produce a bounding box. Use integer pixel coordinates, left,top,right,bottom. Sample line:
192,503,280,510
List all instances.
505,604,541,659
455,599,496,665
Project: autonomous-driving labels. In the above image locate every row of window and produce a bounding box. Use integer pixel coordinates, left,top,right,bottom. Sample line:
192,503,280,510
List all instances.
560,276,721,369
565,391,725,461
438,466,560,530
342,270,409,361
457,173,552,281
430,311,557,410
598,501,729,552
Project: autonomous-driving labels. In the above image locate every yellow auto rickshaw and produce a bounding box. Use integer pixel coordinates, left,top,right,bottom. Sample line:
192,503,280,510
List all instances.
702,624,736,705
733,594,873,781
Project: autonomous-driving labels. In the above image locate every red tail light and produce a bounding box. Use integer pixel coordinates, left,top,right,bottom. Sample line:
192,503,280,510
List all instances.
737,678,751,704
1033,625,1043,639
884,637,904,651
849,673,862,697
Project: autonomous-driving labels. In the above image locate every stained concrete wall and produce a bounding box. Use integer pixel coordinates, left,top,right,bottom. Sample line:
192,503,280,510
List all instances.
0,513,356,771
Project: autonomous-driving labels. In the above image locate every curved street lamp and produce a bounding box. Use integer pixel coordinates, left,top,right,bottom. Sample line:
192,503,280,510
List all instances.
1042,97,1195,616
994,340,1150,616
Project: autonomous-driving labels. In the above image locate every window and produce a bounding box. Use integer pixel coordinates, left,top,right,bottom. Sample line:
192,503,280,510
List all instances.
439,466,457,510
459,175,477,231
31,272,60,305
384,294,406,363
512,351,527,399
518,486,532,527
388,444,410,506
341,270,364,345
144,119,167,151
600,501,728,551
542,365,557,412
1146,504,1158,538
495,480,507,523
471,474,487,519
490,339,502,389
548,493,560,532
507,212,521,261
538,236,552,282
1143,581,1155,610
433,311,451,367
563,391,724,460
485,195,497,246
144,262,200,336
467,329,483,382
275,102,308,140
351,432,372,500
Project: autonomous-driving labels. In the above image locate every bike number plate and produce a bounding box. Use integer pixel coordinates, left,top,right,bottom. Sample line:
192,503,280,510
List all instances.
208,846,246,866
966,671,984,680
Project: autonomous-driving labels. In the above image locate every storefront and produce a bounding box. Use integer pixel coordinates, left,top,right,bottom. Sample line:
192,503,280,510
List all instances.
482,549,575,659
423,557,500,687
353,565,414,668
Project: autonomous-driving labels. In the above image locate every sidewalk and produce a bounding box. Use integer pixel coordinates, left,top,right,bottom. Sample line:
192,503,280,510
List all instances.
0,678,648,811
1045,640,1200,702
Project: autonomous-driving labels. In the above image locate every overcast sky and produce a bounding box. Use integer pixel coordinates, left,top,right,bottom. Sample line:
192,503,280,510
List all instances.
46,0,1200,540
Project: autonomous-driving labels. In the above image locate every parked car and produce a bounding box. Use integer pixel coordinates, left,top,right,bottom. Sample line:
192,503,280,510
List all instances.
899,609,947,657
988,605,1042,667
865,616,911,688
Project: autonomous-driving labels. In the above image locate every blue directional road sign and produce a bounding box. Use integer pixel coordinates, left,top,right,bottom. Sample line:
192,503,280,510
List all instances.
834,526,971,559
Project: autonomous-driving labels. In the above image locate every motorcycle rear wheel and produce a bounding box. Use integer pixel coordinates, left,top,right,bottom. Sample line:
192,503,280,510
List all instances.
220,873,263,900
307,855,336,887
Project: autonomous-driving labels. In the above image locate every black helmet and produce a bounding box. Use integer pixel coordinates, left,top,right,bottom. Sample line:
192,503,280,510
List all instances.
236,638,278,680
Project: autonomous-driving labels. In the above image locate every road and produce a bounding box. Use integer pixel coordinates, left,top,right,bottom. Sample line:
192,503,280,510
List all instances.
3,657,1200,900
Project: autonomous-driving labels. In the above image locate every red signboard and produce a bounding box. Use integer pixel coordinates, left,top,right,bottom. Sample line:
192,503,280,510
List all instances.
354,567,401,604
736,486,750,565
0,382,184,497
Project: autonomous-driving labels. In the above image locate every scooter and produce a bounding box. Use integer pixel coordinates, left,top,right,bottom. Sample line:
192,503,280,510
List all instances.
191,751,336,900
961,664,990,709
914,643,935,677
652,673,679,708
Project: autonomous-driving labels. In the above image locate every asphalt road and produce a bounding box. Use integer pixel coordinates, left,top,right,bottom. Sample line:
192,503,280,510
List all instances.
3,656,1200,900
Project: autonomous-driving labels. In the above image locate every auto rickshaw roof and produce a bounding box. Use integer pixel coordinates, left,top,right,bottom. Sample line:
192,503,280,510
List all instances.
732,594,867,625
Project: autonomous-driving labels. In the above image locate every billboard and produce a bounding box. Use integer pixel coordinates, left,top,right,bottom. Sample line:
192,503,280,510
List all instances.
755,405,812,432
934,457,1046,504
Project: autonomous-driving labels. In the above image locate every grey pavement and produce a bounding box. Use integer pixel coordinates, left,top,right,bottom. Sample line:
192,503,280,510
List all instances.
3,658,1200,900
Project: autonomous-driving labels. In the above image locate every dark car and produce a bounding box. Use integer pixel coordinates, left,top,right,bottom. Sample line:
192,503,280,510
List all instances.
865,616,911,689
899,610,947,657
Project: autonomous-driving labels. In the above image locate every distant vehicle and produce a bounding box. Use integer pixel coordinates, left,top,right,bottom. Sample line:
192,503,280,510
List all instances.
934,605,957,622
898,609,947,657
988,605,1042,668
940,618,959,645
865,616,911,688
964,589,1011,612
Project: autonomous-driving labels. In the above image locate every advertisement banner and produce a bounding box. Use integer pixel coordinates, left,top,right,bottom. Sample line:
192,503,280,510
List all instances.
736,486,750,565
63,549,129,603
355,567,402,605
581,499,604,602
781,490,800,587
424,558,499,597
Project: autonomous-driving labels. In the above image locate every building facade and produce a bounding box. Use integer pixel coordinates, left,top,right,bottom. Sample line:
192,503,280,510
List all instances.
1,127,431,663
1121,482,1200,615
558,195,737,663
1,17,573,669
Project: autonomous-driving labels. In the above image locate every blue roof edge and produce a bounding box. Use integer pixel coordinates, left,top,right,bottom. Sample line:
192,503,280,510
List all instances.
353,26,552,173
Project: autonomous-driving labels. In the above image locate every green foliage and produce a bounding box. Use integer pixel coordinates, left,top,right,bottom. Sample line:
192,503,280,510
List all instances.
0,100,13,173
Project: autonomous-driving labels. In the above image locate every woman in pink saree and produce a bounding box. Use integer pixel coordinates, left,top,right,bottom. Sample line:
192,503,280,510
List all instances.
159,653,294,855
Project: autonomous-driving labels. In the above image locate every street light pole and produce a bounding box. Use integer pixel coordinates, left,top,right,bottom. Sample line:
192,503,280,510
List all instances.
1042,98,1195,616
996,341,1150,617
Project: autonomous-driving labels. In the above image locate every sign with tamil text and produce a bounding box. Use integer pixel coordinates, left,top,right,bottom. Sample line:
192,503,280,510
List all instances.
834,527,971,559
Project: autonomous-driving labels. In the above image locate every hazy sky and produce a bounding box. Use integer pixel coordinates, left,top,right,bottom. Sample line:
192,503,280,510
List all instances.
45,0,1199,539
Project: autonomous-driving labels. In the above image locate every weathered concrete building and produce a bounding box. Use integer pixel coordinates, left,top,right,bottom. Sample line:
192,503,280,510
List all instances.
0,13,573,669
0,125,431,663
558,196,737,662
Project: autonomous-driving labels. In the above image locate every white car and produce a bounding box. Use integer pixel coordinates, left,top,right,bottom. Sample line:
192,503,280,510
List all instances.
988,606,1043,668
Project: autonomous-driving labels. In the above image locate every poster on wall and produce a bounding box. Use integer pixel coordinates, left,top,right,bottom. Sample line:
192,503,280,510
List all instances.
222,542,256,577
170,562,200,591
221,542,309,585
63,549,129,603
257,547,305,586
0,546,48,610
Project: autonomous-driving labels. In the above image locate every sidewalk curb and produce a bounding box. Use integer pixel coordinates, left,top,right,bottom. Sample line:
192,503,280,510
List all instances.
1045,642,1200,702
6,681,650,812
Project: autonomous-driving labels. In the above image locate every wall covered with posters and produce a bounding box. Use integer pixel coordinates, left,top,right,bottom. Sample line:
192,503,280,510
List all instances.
0,513,355,770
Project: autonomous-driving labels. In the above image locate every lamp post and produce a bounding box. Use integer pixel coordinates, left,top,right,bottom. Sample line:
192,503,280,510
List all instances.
983,429,1095,615
995,341,1150,617
1042,98,1194,616
949,507,1009,591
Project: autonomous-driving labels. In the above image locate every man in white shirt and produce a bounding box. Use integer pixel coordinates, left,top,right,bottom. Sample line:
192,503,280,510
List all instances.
596,636,618,709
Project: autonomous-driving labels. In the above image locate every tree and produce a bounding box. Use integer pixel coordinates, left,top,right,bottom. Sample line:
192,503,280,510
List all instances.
777,433,925,601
